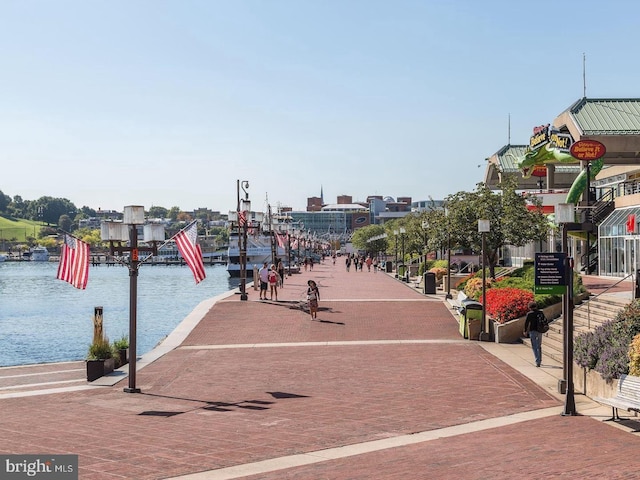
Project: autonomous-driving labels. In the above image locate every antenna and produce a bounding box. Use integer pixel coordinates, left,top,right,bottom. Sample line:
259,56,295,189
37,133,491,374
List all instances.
508,113,511,145
583,52,586,98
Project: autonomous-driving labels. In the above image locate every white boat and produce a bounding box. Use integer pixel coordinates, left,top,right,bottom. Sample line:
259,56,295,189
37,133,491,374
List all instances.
0,254,6,262
227,232,286,277
30,246,50,262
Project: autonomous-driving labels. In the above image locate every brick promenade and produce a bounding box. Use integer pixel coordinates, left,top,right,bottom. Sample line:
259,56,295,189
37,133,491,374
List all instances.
1,262,640,479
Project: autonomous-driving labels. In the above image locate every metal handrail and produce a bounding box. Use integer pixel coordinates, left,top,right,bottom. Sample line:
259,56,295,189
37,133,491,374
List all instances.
575,273,634,329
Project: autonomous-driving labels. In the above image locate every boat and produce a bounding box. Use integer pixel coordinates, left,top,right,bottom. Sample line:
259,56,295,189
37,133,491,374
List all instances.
0,254,6,263
227,232,286,277
30,246,50,262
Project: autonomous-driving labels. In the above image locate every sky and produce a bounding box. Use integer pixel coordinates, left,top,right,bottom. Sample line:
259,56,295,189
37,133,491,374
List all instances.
2,0,640,214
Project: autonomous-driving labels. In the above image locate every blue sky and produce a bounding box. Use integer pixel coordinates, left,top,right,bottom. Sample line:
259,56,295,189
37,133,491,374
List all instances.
2,0,639,214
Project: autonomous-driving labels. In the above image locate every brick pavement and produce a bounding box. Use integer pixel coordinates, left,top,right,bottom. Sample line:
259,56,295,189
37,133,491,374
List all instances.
1,262,640,479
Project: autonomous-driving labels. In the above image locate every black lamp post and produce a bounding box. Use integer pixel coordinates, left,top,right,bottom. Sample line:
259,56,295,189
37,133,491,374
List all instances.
446,212,452,300
400,227,406,281
478,219,490,337
393,229,399,277
237,180,250,301
101,206,164,394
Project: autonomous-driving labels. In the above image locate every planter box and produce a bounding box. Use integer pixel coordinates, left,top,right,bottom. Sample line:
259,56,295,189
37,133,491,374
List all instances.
574,367,618,399
86,358,115,382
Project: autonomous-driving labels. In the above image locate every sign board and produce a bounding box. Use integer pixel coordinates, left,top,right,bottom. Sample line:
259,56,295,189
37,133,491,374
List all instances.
535,252,567,295
570,139,606,160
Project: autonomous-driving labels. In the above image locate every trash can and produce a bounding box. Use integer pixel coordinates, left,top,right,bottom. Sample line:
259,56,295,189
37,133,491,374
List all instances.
460,300,483,340
424,272,436,294
386,261,393,273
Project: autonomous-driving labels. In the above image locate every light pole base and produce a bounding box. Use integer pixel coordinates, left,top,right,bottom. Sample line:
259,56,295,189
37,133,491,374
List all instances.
240,293,248,301
123,387,141,394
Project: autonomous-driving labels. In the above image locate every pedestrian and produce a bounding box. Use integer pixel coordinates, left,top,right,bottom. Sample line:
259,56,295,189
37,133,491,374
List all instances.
258,262,269,300
268,264,280,301
353,256,359,272
366,256,372,272
277,259,285,287
309,256,314,270
307,280,320,319
345,256,351,272
523,301,546,367
372,257,378,273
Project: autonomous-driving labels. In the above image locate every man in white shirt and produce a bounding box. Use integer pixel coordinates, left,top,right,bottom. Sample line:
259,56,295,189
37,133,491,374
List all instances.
258,262,269,300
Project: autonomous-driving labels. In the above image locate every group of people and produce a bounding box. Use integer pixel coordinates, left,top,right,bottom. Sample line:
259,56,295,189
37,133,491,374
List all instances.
344,253,378,273
257,261,321,321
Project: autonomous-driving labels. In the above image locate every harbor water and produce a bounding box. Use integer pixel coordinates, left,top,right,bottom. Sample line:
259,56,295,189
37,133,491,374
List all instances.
0,262,238,367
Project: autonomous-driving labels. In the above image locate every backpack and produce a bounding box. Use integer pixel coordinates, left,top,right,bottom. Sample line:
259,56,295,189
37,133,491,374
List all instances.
536,311,549,333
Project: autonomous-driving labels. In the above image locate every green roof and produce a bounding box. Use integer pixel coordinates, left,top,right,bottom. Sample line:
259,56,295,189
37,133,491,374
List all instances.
569,98,640,135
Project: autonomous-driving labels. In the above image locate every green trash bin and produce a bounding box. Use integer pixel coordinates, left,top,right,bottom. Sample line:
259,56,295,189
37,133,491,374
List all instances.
460,300,483,340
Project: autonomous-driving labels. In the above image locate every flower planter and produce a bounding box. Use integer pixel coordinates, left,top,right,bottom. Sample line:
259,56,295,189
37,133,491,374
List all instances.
86,358,115,382
493,302,563,343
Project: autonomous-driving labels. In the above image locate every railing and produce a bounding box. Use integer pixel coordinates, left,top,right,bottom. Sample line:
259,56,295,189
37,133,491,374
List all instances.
575,272,634,329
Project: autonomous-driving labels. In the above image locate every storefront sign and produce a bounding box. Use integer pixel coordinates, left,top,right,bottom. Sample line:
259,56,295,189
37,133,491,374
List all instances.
535,252,567,295
570,139,606,160
550,131,572,152
529,124,550,150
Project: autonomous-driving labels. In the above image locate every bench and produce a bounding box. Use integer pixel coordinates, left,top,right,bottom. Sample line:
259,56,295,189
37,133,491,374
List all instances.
447,291,468,311
592,374,640,421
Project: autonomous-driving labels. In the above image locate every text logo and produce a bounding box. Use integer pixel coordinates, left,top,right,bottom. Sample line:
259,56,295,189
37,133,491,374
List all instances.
1,455,77,479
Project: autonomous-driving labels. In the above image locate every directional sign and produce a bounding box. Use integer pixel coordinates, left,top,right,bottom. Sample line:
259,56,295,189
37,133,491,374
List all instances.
535,252,567,295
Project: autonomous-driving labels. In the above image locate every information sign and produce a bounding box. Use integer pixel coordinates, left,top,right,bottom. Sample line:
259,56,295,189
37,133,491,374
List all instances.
535,252,567,295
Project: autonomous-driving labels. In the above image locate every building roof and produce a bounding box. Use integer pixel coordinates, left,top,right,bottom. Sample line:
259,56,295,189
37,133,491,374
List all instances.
567,98,640,135
321,203,368,211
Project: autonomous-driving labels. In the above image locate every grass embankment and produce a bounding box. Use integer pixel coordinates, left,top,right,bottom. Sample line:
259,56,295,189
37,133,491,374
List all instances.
0,215,42,243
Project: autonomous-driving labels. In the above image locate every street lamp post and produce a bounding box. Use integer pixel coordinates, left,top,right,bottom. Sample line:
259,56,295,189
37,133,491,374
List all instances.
478,219,490,338
237,180,250,301
421,220,429,266
556,203,580,416
400,227,406,281
446,209,452,299
393,229,399,278
101,205,165,394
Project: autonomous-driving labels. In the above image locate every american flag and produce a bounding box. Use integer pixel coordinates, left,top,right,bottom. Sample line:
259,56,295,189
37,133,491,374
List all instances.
238,210,247,227
174,221,206,284
56,234,90,290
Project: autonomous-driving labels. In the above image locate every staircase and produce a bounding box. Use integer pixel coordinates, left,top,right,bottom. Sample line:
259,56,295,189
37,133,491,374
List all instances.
522,295,630,364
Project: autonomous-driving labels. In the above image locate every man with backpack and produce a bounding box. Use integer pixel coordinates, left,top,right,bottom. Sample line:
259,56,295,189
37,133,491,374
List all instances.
523,301,548,367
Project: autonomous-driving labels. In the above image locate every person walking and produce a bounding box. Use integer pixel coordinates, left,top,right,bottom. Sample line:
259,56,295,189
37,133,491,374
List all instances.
307,280,320,320
268,264,280,301
277,259,285,287
345,256,351,272
523,301,546,367
258,262,269,300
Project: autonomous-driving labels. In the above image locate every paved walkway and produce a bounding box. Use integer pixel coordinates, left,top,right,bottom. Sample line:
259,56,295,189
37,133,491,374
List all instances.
1,263,640,479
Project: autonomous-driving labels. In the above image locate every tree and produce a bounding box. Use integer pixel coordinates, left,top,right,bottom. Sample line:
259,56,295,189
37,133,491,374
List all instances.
0,190,9,213
148,206,168,219
443,180,548,279
351,224,387,255
58,214,72,232
168,206,180,221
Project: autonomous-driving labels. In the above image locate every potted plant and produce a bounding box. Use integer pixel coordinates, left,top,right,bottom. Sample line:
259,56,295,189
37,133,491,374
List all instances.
86,337,115,381
113,335,129,368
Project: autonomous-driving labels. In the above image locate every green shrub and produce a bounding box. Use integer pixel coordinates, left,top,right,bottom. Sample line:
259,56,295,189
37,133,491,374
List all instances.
629,333,640,376
88,337,113,360
113,335,129,350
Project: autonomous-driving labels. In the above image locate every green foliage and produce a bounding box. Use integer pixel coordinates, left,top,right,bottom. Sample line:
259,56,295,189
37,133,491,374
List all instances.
88,337,113,360
0,215,44,242
351,224,387,254
113,335,129,350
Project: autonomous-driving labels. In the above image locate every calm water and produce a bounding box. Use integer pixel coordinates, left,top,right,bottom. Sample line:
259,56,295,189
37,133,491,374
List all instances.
0,262,238,367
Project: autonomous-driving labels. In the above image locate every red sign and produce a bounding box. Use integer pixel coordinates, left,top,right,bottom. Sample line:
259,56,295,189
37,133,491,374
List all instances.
570,140,606,160
627,214,636,234
531,165,547,177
